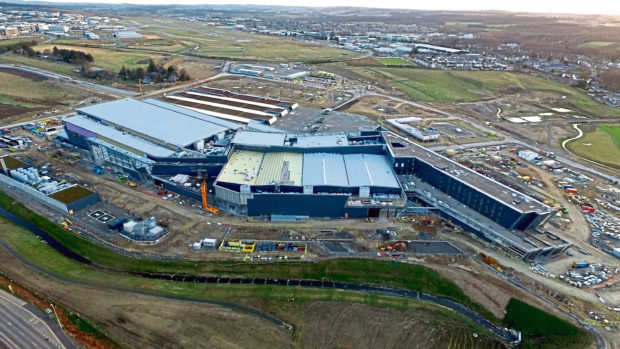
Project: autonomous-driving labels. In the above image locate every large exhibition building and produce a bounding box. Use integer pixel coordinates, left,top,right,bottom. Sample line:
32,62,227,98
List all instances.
58,88,570,259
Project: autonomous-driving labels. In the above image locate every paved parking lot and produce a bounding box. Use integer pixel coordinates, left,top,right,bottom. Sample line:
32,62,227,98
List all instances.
405,241,464,255
274,107,378,133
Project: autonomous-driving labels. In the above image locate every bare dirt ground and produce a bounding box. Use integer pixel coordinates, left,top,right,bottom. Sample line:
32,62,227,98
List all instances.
0,246,294,349
206,77,350,109
279,301,505,349
342,96,443,121
0,239,509,349
175,58,220,80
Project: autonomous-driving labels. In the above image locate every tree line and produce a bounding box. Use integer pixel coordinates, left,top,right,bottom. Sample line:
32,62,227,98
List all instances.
51,46,94,65
118,59,191,83
0,40,38,56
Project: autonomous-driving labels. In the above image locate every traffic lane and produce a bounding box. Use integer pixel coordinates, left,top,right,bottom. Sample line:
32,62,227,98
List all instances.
22,305,75,349
0,295,62,349
0,303,55,348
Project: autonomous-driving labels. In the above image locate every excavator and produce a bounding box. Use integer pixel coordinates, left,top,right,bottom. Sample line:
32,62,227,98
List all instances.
418,216,435,225
200,180,220,215
479,252,504,273
376,241,407,251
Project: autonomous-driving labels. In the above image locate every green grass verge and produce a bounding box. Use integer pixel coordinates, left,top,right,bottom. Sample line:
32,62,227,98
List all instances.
62,308,110,339
503,298,592,349
0,190,594,347
0,189,496,323
377,57,413,66
0,214,497,340
348,67,620,116
566,124,620,168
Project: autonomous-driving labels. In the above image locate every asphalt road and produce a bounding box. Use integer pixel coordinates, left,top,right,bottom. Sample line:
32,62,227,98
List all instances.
0,290,65,349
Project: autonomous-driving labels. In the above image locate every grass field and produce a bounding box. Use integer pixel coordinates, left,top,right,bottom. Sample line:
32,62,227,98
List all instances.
566,124,620,168
133,20,360,62
52,37,193,54
0,189,496,322
0,37,45,50
0,53,79,76
578,41,617,48
34,44,167,72
503,298,592,349
0,213,500,342
0,70,88,118
377,57,413,66
0,191,594,347
347,67,620,116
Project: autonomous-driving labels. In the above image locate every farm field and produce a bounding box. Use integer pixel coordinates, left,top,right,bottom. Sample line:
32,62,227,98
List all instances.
0,53,80,76
0,68,94,120
348,67,620,116
566,123,620,169
0,37,46,50
130,19,361,62
34,44,168,72
52,36,194,54
377,57,413,66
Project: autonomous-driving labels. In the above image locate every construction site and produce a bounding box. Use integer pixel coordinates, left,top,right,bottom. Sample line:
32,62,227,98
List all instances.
0,80,618,349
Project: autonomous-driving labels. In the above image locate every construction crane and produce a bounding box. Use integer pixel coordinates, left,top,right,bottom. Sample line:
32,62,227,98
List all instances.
200,181,220,215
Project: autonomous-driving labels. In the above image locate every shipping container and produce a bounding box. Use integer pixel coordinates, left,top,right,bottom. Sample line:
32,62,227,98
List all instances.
108,217,127,231
572,261,589,269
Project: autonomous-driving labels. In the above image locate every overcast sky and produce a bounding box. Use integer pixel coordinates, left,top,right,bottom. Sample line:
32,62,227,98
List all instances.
42,0,620,15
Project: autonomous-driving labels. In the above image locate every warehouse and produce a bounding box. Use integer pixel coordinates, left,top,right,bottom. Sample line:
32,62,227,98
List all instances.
163,87,298,125
163,87,296,124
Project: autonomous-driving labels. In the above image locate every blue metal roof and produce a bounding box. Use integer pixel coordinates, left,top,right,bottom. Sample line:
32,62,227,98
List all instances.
302,153,399,188
302,153,347,187
344,154,399,188
77,98,233,148
294,134,348,147
232,131,286,146
64,115,175,157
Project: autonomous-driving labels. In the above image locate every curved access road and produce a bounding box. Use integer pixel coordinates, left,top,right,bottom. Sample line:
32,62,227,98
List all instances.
560,123,618,177
561,123,583,151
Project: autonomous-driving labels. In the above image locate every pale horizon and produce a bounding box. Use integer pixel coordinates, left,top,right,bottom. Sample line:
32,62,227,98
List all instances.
16,0,620,16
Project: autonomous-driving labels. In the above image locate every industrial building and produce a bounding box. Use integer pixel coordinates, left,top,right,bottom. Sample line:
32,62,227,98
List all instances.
59,96,242,179
0,156,99,213
413,44,467,55
163,87,298,125
57,90,568,258
386,117,440,142
382,132,569,259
